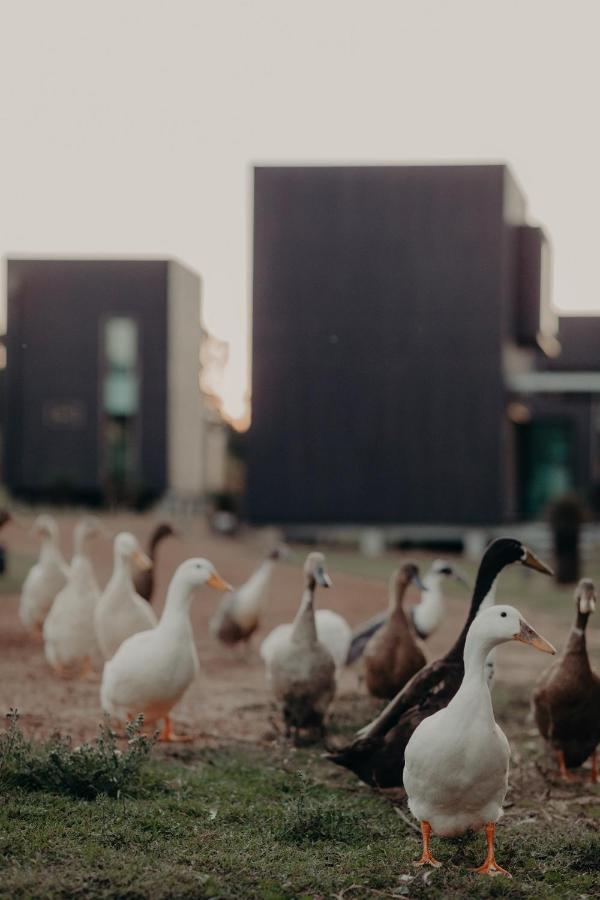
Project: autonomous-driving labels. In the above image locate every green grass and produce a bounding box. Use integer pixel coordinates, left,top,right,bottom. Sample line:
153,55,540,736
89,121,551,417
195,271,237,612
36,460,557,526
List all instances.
0,695,597,899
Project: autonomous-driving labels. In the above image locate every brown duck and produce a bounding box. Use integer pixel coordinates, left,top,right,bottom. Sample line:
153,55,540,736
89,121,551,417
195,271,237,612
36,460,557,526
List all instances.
533,578,600,782
133,522,175,602
363,563,427,699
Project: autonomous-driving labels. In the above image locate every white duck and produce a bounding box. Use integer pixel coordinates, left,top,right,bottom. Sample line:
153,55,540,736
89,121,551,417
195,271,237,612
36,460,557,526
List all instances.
411,559,470,639
210,545,287,648
266,552,337,740
19,514,69,635
94,532,155,660
403,604,555,877
43,516,103,677
101,558,231,741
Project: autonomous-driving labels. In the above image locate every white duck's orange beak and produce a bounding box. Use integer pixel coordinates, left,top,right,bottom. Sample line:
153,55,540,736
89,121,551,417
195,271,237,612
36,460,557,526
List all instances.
132,549,152,571
512,618,556,654
208,570,233,592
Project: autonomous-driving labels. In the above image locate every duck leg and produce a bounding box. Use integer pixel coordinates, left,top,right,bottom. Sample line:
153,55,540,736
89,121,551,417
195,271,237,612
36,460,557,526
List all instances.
556,750,576,782
159,716,194,743
471,823,511,877
413,821,441,868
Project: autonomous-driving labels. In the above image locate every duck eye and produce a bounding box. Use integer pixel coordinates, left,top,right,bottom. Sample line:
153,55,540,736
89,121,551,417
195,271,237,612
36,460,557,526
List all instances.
500,612,507,618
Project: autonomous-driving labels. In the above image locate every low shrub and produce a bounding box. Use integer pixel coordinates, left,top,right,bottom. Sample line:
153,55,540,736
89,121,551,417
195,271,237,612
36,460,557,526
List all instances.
0,709,158,799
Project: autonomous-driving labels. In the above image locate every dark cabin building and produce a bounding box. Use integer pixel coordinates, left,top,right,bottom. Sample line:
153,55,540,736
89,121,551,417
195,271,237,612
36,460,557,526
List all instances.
5,258,210,506
510,315,600,519
247,164,596,530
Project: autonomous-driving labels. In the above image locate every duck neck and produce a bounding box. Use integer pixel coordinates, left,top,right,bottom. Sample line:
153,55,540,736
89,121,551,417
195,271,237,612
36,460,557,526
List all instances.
453,630,497,716
389,575,410,625
291,576,318,645
446,566,501,662
418,572,443,613
40,534,59,564
74,533,90,559
148,530,166,560
160,574,194,628
240,558,274,610
478,579,498,612
564,607,591,661
113,553,133,583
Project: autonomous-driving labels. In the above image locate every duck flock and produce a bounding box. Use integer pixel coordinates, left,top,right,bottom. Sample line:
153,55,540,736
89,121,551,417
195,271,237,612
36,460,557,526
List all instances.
5,513,600,878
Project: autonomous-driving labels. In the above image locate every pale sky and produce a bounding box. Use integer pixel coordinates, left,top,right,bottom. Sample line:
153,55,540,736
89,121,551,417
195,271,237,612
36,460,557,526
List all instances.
1,0,599,422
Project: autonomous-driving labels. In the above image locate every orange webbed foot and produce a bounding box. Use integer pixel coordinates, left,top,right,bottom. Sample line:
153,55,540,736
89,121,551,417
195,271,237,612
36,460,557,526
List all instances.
413,821,442,869
470,859,512,878
159,717,194,743
471,823,512,878
413,851,442,869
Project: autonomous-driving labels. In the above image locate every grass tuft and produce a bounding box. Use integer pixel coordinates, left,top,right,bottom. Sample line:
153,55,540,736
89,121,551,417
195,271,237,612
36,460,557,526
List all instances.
272,770,369,844
0,709,160,799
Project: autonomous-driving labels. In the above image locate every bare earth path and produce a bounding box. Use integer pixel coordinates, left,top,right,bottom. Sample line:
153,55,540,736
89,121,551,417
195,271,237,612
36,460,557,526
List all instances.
0,512,597,746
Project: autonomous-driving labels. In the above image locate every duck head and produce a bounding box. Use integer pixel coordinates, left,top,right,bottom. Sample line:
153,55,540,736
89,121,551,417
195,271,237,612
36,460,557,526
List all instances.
395,561,426,592
74,515,104,549
114,532,152,571
430,559,470,588
269,543,291,561
575,578,596,615
151,522,176,544
32,514,59,541
173,557,232,592
473,538,553,607
472,604,556,654
304,552,332,589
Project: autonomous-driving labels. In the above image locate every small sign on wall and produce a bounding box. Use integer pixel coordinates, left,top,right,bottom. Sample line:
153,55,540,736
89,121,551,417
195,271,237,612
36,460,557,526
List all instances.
43,400,87,429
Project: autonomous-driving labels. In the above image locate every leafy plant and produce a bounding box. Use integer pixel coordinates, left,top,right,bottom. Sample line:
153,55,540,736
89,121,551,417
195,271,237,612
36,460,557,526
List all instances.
0,709,159,799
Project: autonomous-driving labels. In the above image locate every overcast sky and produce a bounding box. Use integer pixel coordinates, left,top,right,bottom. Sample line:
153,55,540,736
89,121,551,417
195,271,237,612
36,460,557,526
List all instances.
1,1,599,421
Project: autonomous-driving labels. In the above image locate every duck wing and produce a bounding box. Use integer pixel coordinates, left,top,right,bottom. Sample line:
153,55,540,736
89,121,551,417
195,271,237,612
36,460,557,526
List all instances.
346,611,388,664
327,657,462,789
358,656,454,740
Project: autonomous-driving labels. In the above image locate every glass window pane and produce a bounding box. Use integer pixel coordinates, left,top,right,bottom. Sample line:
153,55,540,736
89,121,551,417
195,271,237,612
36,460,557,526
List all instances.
105,318,137,368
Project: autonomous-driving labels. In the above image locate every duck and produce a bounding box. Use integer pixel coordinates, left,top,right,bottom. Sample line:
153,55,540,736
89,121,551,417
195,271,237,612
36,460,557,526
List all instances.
327,538,553,789
404,604,555,877
210,545,287,648
266,552,336,740
345,559,468,665
363,563,427,699
533,578,600,782
101,558,231,741
261,608,352,669
411,559,470,639
43,516,103,677
133,522,176,603
19,514,69,635
94,532,156,660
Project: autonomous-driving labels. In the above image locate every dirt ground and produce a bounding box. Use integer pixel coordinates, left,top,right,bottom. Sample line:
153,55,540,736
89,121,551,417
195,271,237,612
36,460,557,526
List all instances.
0,511,597,747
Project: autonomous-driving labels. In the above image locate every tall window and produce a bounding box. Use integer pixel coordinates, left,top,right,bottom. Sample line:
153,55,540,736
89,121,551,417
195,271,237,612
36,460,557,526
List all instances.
102,318,139,503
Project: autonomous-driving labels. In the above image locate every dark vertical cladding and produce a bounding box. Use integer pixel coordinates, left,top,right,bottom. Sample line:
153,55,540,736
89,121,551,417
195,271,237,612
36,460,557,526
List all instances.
249,165,515,525
5,259,168,502
516,227,548,345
